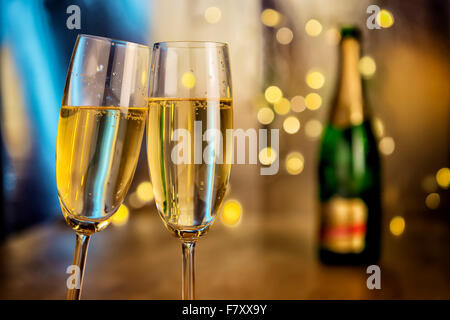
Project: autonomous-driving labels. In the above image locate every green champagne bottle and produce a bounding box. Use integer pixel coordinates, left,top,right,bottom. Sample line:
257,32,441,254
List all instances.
318,26,381,264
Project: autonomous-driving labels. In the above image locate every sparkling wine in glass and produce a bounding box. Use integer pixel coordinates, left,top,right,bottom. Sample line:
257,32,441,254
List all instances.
56,35,150,299
147,42,233,299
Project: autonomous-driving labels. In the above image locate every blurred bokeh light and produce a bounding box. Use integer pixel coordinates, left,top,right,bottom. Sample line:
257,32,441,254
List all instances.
305,19,322,37
112,204,130,227
390,216,405,236
285,152,304,175
305,93,322,110
221,199,243,227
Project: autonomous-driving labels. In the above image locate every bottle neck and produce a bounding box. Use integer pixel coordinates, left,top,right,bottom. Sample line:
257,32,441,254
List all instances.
330,37,365,128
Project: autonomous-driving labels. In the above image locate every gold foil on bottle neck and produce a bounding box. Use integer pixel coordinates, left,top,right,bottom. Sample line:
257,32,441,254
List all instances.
331,38,365,128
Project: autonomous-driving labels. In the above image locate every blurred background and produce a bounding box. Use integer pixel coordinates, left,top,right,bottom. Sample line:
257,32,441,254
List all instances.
0,0,449,299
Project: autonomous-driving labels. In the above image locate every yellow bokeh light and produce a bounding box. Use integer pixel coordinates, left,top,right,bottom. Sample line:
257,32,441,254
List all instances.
306,70,325,89
425,193,440,210
305,93,322,110
377,9,394,28
379,136,395,155
204,7,222,24
182,72,196,89
372,117,384,138
325,27,341,45
264,85,283,103
136,181,154,203
285,152,304,175
291,96,306,112
276,27,294,45
221,200,242,227
274,97,291,115
305,119,323,138
259,147,277,166
359,56,377,79
283,116,300,134
261,9,280,27
128,192,145,209
305,19,322,37
257,107,275,125
112,204,129,227
389,216,405,236
436,168,450,189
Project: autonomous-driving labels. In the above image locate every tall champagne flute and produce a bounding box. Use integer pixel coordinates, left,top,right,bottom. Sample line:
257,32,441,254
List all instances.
147,42,233,300
56,35,150,300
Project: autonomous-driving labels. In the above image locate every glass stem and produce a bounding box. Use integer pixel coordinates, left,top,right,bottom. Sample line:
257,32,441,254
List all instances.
181,241,196,300
66,233,91,300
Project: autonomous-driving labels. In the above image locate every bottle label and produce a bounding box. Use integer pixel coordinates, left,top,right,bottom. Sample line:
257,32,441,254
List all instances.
320,196,367,253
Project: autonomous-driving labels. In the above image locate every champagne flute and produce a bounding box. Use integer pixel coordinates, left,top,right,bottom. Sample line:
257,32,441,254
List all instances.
56,35,150,300
147,42,233,300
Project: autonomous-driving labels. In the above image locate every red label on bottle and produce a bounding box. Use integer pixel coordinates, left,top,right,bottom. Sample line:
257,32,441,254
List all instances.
320,197,368,253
